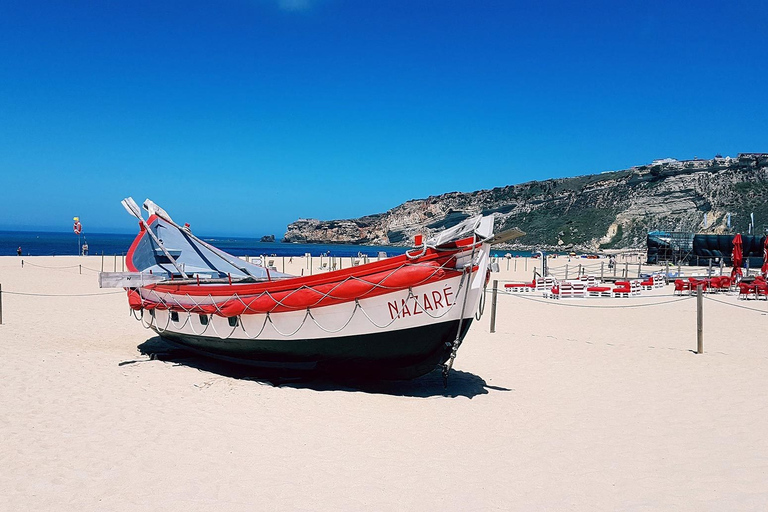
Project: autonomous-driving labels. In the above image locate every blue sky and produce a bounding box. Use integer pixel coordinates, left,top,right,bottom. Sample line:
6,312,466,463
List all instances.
1,0,766,237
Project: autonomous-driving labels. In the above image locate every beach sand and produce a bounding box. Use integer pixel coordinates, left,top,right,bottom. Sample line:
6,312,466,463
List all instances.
1,255,767,511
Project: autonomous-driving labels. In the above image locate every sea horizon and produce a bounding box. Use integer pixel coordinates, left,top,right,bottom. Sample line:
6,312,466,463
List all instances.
0,229,537,259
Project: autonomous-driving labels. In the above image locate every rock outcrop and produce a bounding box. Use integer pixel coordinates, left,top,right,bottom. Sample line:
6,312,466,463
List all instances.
283,154,768,250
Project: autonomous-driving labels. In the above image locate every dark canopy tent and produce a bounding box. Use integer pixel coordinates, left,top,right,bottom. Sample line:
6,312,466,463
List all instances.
649,233,767,267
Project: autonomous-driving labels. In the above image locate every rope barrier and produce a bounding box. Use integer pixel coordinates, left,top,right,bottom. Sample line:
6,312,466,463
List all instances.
21,262,82,270
703,294,768,314
502,293,695,309
1,289,125,297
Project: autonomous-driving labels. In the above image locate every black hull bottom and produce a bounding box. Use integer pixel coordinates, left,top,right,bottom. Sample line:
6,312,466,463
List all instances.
156,319,473,380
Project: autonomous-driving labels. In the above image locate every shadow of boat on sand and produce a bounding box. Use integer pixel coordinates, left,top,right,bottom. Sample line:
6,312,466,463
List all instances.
129,336,509,399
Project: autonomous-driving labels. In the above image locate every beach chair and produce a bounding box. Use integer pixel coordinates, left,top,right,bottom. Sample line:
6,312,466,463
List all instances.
674,279,692,295
587,285,612,297
534,276,557,292
544,285,560,299
690,278,708,292
640,276,654,291
613,280,641,298
557,281,586,299
738,282,755,300
755,277,768,300
504,281,536,293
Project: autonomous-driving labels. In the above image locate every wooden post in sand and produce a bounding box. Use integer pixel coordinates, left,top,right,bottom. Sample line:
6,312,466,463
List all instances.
490,280,498,333
564,265,569,280
0,283,3,325
696,284,703,354
600,261,604,281
101,252,104,272
79,265,82,275
114,254,117,271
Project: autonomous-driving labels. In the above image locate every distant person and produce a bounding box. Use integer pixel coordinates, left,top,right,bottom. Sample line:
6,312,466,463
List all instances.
17,246,22,256
82,242,89,256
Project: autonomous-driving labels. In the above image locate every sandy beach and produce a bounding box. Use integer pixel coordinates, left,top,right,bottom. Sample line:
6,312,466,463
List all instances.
1,255,767,511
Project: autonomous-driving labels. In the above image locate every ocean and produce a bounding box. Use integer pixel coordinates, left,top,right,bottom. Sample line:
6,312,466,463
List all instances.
0,230,412,258
1,230,533,259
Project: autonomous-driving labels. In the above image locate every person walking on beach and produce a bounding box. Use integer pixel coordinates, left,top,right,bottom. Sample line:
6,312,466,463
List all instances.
82,242,89,256
17,246,22,256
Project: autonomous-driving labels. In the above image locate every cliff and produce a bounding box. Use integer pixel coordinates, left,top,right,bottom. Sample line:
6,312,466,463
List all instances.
283,154,768,251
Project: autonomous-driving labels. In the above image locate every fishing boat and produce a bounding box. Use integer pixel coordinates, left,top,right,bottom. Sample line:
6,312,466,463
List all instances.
100,198,522,381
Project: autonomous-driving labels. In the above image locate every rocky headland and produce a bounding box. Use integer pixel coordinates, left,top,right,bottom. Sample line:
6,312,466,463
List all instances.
283,154,768,251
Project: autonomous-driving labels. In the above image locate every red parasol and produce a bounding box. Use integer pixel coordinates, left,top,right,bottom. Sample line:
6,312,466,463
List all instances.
731,233,743,279
761,235,768,277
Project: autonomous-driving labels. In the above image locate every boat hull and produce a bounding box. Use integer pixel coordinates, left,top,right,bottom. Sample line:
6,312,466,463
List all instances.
155,318,473,380
139,271,483,379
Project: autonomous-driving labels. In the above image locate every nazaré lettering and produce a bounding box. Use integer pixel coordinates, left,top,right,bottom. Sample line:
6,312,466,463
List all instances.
422,293,434,311
388,301,399,320
388,286,453,321
443,286,454,306
400,298,411,317
412,296,423,315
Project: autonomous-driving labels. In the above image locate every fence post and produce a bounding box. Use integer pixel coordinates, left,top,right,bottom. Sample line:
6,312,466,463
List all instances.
114,254,117,271
79,265,82,275
525,258,528,272
600,261,604,281
624,261,628,278
697,284,703,354
101,252,104,272
578,264,582,277
0,283,3,325
564,264,569,280
637,263,641,278
490,280,498,333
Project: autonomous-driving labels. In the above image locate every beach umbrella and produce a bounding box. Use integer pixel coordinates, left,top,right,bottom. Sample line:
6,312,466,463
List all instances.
731,233,743,279
762,236,768,277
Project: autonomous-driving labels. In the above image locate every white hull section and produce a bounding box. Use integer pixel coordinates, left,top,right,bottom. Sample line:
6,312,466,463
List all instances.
139,244,490,342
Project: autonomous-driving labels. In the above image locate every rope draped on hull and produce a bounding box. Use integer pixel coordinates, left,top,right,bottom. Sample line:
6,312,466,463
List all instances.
127,258,470,316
